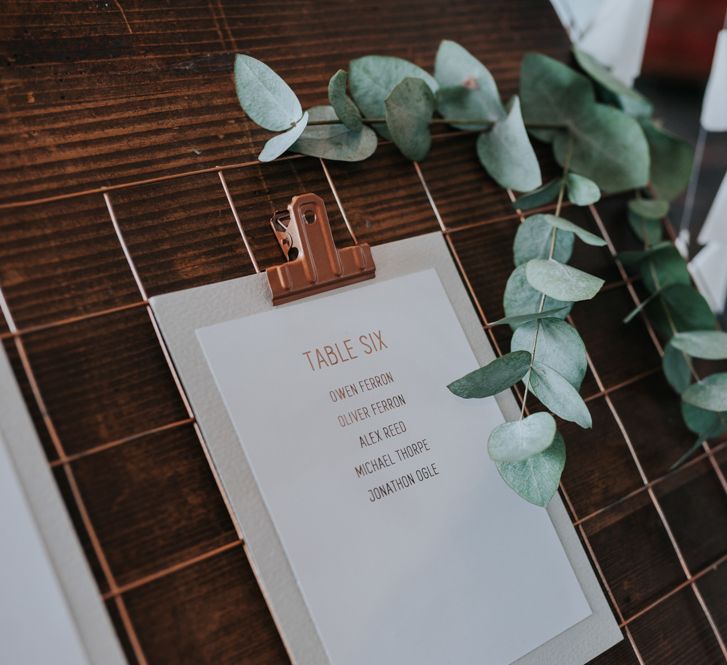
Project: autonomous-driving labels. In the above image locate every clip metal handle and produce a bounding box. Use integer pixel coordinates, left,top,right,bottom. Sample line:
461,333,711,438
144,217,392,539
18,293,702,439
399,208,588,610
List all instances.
266,193,375,305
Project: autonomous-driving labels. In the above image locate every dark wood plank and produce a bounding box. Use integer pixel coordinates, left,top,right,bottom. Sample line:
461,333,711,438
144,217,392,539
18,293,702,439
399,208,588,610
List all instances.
582,489,686,619
609,373,695,479
629,583,726,664
0,194,139,328
570,286,662,390
560,396,644,519
655,458,727,572
70,424,236,587
324,143,439,244
0,0,571,204
110,172,255,296
21,306,188,455
123,546,289,665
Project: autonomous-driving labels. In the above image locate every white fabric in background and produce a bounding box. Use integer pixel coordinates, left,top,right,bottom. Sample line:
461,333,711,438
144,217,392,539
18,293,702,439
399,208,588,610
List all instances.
699,171,727,244
690,243,727,314
550,0,652,86
701,30,727,132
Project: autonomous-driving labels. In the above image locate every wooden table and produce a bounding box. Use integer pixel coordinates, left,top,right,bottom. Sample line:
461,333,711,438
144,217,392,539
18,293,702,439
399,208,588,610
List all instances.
1,2,725,663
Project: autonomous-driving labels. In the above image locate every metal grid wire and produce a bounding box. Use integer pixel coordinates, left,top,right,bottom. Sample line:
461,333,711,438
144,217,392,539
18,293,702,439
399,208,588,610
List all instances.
0,148,726,665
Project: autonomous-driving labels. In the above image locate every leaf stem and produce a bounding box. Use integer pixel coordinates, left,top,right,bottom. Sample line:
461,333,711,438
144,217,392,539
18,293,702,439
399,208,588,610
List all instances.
305,117,567,129
519,141,572,419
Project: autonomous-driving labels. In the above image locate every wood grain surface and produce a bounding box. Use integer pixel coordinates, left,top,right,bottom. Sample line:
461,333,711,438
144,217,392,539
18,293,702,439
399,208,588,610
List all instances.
1,2,726,664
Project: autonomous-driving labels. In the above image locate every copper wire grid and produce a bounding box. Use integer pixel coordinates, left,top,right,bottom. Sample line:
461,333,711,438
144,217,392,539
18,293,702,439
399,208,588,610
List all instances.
0,144,725,664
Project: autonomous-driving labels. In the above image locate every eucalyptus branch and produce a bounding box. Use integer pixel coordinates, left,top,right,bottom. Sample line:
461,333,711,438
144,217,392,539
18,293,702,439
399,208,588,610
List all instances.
305,117,568,129
518,143,572,419
233,41,702,505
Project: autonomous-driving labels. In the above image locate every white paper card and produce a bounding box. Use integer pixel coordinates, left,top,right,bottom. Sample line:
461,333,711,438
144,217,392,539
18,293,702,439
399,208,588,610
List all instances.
197,268,591,665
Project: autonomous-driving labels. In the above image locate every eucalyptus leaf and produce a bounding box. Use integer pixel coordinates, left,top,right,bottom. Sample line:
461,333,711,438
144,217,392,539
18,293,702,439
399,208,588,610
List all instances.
476,96,542,191
628,211,663,246
519,52,594,126
528,127,563,144
640,245,690,294
663,342,692,394
384,77,435,161
640,119,694,200
628,198,669,220
623,289,661,324
503,265,572,326
512,318,587,389
234,54,303,132
513,179,561,212
681,401,727,438
572,47,653,118
646,285,717,338
434,40,504,128
514,214,574,266
553,103,650,193
528,361,592,428
617,241,672,266
682,373,727,412
566,173,600,205
291,106,378,161
541,213,606,246
258,112,309,161
496,431,565,507
328,70,362,131
526,259,604,302
670,331,727,360
447,350,531,399
669,436,708,469
489,306,568,327
349,55,438,138
487,412,556,463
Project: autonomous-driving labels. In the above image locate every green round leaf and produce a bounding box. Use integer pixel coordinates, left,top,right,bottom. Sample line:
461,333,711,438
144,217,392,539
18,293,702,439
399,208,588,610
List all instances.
528,361,592,428
447,351,531,399
258,112,309,162
434,40,504,128
328,70,363,131
670,331,727,360
640,119,694,200
503,265,572,327
525,259,604,302
622,290,661,324
487,412,556,463
628,198,669,220
234,54,302,132
572,47,653,118
566,173,601,205
628,210,663,246
541,213,606,247
349,55,438,138
384,77,435,161
514,215,574,266
291,106,378,162
681,401,727,438
682,373,727,412
663,342,692,394
639,245,690,294
519,53,594,126
513,179,562,212
496,431,565,507
646,285,717,338
553,103,650,193
511,318,587,389
476,96,542,192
